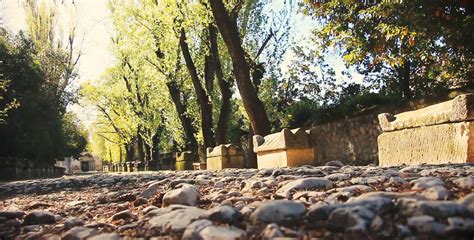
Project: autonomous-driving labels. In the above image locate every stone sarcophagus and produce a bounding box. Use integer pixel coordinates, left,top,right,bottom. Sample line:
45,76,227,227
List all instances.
253,128,316,169
378,94,474,166
175,152,197,171
206,144,244,170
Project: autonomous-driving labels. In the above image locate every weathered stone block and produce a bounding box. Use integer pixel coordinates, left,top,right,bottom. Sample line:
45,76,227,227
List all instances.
378,94,474,132
378,94,474,166
176,152,197,171
176,161,195,171
206,144,244,170
176,152,197,162
192,163,207,170
253,128,316,169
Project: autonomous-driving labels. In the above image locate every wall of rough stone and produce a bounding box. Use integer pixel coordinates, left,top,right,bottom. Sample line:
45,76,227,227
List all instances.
310,112,382,166
0,157,65,181
309,88,474,166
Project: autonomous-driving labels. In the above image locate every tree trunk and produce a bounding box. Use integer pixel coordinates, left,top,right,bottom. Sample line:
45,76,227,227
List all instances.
137,128,145,164
180,29,216,148
247,128,258,168
209,25,232,145
209,0,271,136
125,142,134,162
166,81,198,153
399,60,412,100
119,144,123,163
204,55,214,95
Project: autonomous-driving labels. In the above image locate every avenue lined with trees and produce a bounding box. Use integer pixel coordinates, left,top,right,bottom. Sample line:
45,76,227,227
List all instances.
0,0,472,170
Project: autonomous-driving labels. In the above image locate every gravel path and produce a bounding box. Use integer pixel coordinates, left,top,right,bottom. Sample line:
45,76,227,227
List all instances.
1,162,473,239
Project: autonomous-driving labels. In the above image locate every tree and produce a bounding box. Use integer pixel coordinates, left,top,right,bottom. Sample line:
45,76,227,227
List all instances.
179,29,216,148
0,30,86,167
209,0,271,136
24,0,82,111
0,67,18,124
301,0,473,100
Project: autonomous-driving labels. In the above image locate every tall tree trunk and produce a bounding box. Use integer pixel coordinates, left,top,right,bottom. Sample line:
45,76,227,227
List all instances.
125,142,134,162
247,128,257,168
143,142,151,170
209,25,232,145
166,81,198,153
399,60,412,100
137,128,145,164
119,144,123,163
209,0,271,136
180,29,216,148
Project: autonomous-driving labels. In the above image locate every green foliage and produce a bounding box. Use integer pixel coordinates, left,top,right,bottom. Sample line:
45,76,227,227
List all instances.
61,113,87,158
0,29,86,166
301,0,473,98
285,91,401,127
0,78,19,124
25,0,81,111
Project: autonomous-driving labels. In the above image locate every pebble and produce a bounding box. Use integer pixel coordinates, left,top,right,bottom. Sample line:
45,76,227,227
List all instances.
388,177,406,186
182,219,246,240
327,206,375,232
261,223,284,239
325,173,351,181
325,160,345,167
411,177,444,190
88,233,121,240
0,211,25,220
140,182,162,199
64,217,84,230
62,226,98,240
162,183,199,206
23,211,56,225
421,185,449,200
148,206,206,232
407,215,435,228
457,192,474,209
111,210,136,221
250,200,306,225
397,198,472,219
276,178,333,198
201,205,242,224
453,176,474,190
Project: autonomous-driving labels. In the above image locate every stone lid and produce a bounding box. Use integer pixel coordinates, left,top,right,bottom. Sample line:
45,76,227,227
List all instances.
207,144,242,157
253,128,313,153
176,151,197,162
379,94,474,132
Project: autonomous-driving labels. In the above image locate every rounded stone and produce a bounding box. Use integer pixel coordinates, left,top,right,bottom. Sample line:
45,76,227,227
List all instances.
250,200,306,225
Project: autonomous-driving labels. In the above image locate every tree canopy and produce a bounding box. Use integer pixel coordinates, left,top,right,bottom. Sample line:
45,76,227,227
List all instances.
1,0,472,169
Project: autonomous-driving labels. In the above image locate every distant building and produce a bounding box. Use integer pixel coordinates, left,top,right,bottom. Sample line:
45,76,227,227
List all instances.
79,152,102,172
55,157,81,174
55,152,102,174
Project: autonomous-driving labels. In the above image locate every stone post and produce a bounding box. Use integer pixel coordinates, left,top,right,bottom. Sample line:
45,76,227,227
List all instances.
253,128,316,169
175,152,197,171
377,94,474,166
206,144,244,170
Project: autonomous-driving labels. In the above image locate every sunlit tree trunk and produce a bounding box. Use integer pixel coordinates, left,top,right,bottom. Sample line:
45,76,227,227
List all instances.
166,81,199,153
209,25,232,145
209,0,271,136
180,29,216,149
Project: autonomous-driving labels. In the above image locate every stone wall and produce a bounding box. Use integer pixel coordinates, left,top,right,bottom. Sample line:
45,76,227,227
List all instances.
310,112,382,165
0,157,65,181
309,88,474,166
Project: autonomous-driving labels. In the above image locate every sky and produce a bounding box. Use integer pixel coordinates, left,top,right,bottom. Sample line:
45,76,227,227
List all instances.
2,0,114,85
2,0,113,126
